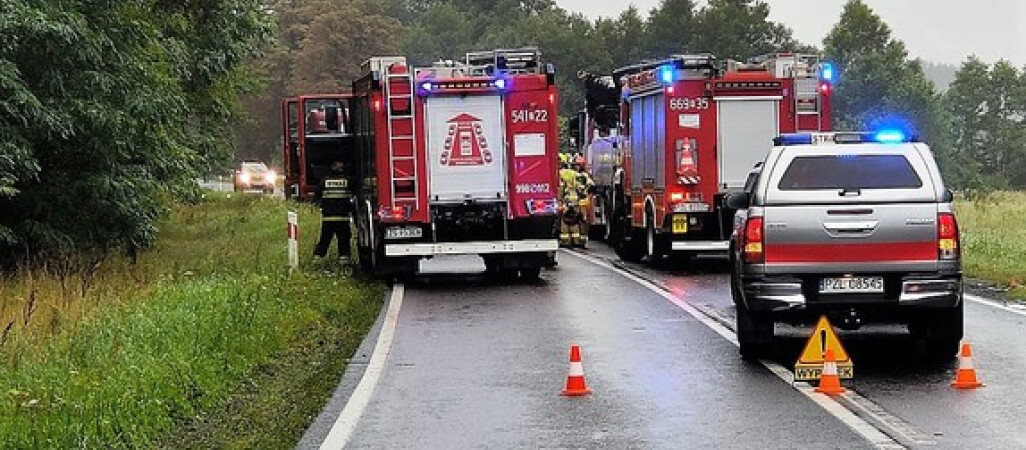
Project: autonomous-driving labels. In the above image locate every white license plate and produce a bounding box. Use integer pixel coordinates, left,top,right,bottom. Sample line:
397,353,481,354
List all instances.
819,276,884,294
385,227,422,240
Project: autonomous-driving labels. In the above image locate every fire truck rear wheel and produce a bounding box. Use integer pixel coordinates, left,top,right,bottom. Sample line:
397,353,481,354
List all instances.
520,267,542,281
614,231,644,263
644,210,660,263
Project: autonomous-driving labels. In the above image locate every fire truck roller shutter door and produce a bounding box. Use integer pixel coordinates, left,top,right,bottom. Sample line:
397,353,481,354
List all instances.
424,95,507,203
715,97,781,191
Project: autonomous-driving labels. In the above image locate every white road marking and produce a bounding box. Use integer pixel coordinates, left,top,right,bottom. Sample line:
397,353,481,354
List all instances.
965,293,1026,317
320,284,405,450
564,250,905,449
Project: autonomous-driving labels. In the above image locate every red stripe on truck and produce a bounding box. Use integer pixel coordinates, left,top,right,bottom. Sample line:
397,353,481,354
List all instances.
765,242,936,263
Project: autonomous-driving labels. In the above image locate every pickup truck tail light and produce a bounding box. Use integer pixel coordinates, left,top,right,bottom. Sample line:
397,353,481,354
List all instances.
742,216,764,264
938,212,959,260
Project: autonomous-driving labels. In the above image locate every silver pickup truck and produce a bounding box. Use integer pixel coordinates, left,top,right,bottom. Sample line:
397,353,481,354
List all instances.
726,131,962,360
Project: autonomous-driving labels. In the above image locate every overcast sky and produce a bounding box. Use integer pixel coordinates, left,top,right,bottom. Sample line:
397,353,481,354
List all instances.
555,0,1026,66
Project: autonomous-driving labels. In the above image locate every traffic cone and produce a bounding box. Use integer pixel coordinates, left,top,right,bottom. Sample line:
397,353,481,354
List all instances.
815,349,846,395
951,341,984,389
561,345,592,397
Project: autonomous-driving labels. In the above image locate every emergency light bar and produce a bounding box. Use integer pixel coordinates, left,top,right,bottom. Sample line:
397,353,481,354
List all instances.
774,130,916,146
417,79,508,95
714,81,782,90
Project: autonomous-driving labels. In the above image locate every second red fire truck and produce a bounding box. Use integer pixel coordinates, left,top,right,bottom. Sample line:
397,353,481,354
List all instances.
581,53,834,263
347,48,561,277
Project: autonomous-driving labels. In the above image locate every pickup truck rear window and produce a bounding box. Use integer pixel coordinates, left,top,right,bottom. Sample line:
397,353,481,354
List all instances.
777,154,922,190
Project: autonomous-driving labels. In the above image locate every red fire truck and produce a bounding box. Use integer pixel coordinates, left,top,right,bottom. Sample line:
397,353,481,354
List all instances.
281,94,354,200
350,48,560,277
590,53,833,262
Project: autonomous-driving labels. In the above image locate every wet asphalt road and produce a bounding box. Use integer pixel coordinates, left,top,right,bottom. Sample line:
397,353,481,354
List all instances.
343,254,872,449
579,241,1026,449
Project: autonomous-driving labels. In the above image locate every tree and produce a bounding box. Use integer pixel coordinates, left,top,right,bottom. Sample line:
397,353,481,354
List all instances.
823,1,942,132
945,58,1026,188
285,0,405,93
0,0,271,264
233,0,404,164
644,0,697,58
691,0,802,61
593,6,647,69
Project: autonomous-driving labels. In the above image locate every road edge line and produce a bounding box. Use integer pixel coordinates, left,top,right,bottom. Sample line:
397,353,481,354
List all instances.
563,250,904,450
319,283,405,449
965,293,1026,317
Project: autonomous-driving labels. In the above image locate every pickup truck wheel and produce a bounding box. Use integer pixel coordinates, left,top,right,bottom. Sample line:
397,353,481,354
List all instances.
915,304,964,359
737,303,773,360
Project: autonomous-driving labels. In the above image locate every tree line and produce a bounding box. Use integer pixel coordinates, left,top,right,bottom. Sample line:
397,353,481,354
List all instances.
1,0,272,266
2,0,1023,265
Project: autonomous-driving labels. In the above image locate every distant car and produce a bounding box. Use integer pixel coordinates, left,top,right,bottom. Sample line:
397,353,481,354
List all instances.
234,161,276,194
727,131,963,360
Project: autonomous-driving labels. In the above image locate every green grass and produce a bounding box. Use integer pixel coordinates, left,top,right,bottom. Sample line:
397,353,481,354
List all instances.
957,191,1026,299
0,193,384,448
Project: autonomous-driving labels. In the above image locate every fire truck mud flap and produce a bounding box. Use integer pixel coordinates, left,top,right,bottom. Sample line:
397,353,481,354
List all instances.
385,239,558,257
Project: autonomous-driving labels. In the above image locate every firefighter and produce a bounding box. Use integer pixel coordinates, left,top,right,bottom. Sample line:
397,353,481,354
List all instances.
558,156,581,247
573,155,595,247
313,161,355,266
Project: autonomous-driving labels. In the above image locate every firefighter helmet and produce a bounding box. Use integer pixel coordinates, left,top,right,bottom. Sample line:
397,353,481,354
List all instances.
573,154,586,169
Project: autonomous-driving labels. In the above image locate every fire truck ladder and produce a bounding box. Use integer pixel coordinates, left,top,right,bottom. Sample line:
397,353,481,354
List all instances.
384,65,419,211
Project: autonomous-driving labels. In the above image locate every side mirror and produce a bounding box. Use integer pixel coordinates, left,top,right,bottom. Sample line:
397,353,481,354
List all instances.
942,188,954,203
724,192,750,210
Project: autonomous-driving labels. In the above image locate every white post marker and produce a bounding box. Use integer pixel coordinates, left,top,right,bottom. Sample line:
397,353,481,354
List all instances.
287,210,299,270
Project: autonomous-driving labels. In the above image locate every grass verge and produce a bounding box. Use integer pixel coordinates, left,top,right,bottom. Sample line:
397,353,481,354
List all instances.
0,193,383,448
957,191,1026,299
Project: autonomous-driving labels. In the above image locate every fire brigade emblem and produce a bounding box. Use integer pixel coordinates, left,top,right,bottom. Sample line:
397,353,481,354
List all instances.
441,113,493,166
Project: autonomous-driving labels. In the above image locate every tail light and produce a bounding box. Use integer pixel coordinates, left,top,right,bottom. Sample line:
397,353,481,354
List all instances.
742,216,764,263
526,198,557,215
378,205,408,222
938,212,959,260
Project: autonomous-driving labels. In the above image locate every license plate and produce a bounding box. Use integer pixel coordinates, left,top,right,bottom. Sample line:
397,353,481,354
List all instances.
819,276,884,294
385,227,422,240
672,215,688,234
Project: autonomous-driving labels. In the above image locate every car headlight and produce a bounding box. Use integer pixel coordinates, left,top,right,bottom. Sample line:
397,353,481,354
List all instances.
264,171,276,183
240,172,252,184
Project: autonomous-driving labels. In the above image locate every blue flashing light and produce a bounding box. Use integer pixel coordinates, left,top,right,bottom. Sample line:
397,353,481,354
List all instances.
420,81,433,92
873,129,906,144
775,133,814,146
658,65,675,85
820,62,835,82
493,78,507,90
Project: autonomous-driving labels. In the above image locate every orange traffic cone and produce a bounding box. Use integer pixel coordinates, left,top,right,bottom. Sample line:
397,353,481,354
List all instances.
951,342,984,389
815,349,846,395
561,345,592,396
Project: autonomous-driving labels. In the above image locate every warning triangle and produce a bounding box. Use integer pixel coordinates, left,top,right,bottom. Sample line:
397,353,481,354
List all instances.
796,315,851,365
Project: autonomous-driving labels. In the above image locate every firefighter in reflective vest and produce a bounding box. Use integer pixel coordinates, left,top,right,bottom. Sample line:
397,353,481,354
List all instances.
573,155,595,246
558,156,585,247
314,161,355,263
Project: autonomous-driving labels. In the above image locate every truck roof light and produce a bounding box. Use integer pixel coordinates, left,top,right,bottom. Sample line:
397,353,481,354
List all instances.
873,130,906,144
420,81,434,92
659,65,675,84
820,62,835,82
774,133,813,146
493,78,507,90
